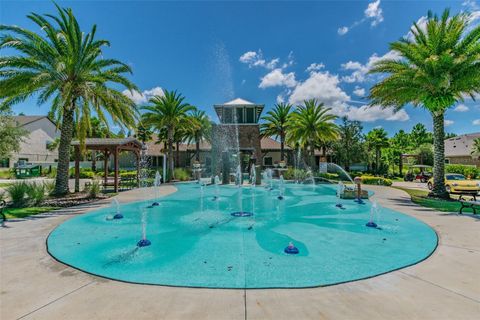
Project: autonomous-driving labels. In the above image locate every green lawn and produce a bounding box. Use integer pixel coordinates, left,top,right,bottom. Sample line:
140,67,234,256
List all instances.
0,182,13,188
393,187,476,214
3,207,58,219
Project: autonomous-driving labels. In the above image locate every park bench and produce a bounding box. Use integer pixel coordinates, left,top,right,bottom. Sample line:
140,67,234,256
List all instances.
458,194,479,215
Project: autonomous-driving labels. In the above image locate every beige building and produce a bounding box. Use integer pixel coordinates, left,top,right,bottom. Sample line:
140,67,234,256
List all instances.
1,116,60,168
444,132,480,167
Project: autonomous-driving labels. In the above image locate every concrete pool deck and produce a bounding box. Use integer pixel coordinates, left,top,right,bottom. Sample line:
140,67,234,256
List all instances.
1,185,479,320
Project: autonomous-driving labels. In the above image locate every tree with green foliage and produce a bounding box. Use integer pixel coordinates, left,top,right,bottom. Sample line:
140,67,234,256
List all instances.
141,90,194,181
368,9,480,198
332,117,365,171
288,99,338,168
260,103,292,161
0,4,138,195
409,123,432,149
365,128,390,174
0,110,27,159
186,109,212,161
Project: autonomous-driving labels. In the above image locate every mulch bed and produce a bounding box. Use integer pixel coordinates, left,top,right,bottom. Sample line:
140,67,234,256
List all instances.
43,192,110,208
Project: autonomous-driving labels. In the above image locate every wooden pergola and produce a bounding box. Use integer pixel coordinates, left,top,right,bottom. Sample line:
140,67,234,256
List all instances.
71,138,143,193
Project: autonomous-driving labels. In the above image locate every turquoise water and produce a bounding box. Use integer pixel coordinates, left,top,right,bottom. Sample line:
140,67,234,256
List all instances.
47,183,437,288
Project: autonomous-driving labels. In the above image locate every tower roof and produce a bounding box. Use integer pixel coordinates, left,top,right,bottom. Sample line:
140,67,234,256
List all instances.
222,98,256,106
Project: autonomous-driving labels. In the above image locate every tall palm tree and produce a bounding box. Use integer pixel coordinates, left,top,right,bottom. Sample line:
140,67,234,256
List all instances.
260,103,292,161
368,9,480,198
365,128,390,174
0,4,137,195
141,90,194,181
288,99,338,168
186,109,212,161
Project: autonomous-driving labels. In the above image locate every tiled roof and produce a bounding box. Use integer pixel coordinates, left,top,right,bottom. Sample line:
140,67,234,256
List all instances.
71,137,142,147
445,133,480,157
14,115,49,126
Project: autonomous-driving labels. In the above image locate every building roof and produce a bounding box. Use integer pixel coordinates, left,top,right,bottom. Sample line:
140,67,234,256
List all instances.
14,115,53,127
71,137,143,151
144,136,294,156
445,132,480,157
223,98,256,106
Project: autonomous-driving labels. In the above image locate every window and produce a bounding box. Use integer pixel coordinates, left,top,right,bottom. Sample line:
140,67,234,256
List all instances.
246,107,254,123
236,108,244,123
223,108,233,123
263,156,273,166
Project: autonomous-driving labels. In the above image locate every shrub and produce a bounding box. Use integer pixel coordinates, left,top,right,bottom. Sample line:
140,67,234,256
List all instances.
360,175,393,186
7,182,30,207
86,180,101,198
283,168,308,181
26,182,46,206
0,169,14,179
174,168,190,181
69,168,95,179
43,181,56,195
47,167,57,178
315,172,340,180
445,164,478,179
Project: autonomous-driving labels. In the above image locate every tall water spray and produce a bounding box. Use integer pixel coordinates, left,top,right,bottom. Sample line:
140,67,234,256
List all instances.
278,175,285,200
112,198,123,219
151,171,162,206
366,201,380,228
213,175,220,201
137,143,151,247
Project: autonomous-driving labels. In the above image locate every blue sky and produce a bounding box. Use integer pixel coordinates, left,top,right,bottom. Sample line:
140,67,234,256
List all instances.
1,0,479,136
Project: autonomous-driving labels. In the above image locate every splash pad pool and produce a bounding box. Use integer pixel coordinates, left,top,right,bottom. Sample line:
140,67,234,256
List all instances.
47,182,437,288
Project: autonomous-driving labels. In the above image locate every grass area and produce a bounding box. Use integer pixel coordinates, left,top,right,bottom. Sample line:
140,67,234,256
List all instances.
3,206,58,219
393,187,476,214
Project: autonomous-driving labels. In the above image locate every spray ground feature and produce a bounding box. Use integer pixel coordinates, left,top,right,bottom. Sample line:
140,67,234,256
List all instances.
48,183,437,288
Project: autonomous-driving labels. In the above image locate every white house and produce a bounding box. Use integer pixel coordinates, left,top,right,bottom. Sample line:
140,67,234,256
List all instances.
2,116,61,168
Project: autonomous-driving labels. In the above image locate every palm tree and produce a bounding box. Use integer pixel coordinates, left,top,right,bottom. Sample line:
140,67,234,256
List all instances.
186,109,212,161
368,9,480,198
471,138,480,159
365,128,390,174
260,103,292,161
288,99,338,168
141,90,194,181
0,4,138,195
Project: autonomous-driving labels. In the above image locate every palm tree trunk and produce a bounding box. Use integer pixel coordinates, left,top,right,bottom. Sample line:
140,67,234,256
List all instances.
54,108,75,195
176,141,180,167
195,133,200,161
431,112,448,198
280,133,285,161
310,141,315,168
376,149,380,174
91,151,96,171
168,129,174,182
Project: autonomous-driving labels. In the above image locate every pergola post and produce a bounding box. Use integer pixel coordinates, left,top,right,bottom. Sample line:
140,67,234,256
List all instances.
104,149,109,188
74,146,80,193
114,147,119,193
135,151,140,188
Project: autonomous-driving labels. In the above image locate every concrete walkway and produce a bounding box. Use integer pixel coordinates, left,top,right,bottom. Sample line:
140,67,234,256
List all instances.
1,185,479,320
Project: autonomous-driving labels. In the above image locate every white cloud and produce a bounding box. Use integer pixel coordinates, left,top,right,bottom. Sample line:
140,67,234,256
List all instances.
239,50,279,69
365,0,384,26
346,105,409,122
444,119,454,126
337,0,384,36
473,119,480,125
353,86,366,97
338,26,349,35
288,71,350,108
306,63,325,73
454,104,469,112
122,86,164,105
276,94,285,104
341,50,402,83
259,68,297,89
